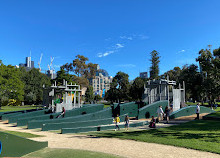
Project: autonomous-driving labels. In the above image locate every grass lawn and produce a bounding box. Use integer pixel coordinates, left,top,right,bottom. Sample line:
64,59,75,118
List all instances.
0,128,43,138
0,105,38,112
206,107,220,118
23,148,121,158
104,104,111,108
88,120,220,154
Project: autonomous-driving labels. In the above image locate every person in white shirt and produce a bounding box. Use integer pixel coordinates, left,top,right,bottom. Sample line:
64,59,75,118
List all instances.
157,106,164,122
195,103,200,120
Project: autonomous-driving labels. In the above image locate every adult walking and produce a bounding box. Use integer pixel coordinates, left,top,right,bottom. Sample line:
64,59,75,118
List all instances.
157,106,164,123
195,103,200,120
124,115,129,131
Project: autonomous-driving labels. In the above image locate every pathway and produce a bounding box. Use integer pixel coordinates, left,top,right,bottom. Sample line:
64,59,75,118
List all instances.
0,116,219,158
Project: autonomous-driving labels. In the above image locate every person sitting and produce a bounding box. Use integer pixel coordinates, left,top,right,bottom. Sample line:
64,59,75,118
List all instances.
56,107,66,118
149,116,156,128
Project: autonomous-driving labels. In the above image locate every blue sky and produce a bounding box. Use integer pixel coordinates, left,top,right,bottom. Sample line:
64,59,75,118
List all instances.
1,0,220,80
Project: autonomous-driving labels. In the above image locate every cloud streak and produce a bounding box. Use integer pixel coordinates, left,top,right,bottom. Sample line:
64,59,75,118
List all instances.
97,43,124,58
97,51,115,57
117,64,136,68
178,50,186,53
115,43,124,49
120,36,133,40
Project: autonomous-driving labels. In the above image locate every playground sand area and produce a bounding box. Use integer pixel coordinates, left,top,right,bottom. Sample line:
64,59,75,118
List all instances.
1,113,220,158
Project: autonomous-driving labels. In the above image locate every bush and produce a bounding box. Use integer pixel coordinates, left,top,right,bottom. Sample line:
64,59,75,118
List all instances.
7,99,21,106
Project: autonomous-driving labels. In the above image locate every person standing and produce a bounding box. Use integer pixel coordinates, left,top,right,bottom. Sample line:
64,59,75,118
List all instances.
115,114,120,131
124,115,129,131
195,103,200,120
164,106,170,123
157,106,164,122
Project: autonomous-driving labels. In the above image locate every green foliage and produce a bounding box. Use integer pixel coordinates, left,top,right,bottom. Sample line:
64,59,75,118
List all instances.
130,77,145,101
55,68,75,85
106,71,130,103
0,63,24,106
179,64,202,101
7,99,20,106
85,86,95,103
60,55,98,88
150,50,160,79
196,46,220,102
94,94,102,101
22,68,51,104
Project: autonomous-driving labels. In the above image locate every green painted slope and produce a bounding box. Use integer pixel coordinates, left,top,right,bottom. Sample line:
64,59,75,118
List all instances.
28,108,112,129
0,131,47,157
17,104,104,126
169,105,214,119
138,100,168,119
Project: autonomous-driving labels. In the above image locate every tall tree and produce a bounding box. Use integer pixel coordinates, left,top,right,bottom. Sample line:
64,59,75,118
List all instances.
22,68,51,104
178,64,202,101
72,55,88,77
0,62,24,106
150,50,160,79
196,48,215,103
85,85,95,103
55,68,75,85
106,71,130,103
130,77,145,101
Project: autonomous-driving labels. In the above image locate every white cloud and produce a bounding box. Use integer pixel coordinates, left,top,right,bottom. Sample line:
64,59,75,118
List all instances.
120,36,133,40
117,64,136,68
120,34,149,41
115,43,124,49
97,51,115,58
138,34,149,40
178,50,186,53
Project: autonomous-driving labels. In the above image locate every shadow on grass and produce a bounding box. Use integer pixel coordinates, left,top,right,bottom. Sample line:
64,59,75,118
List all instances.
90,120,220,142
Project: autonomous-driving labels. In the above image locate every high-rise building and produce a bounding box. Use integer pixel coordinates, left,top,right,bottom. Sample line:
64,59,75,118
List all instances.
19,56,35,71
92,73,113,95
26,57,31,68
140,72,148,79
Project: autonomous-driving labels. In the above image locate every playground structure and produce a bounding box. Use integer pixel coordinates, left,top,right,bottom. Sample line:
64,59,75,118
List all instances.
43,80,82,112
143,78,185,112
0,100,214,134
0,77,215,134
0,77,215,157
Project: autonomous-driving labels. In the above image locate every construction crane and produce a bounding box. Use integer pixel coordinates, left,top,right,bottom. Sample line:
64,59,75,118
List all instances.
48,57,54,71
38,53,43,72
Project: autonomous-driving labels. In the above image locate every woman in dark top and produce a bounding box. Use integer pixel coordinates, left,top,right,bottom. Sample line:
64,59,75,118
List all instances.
164,106,170,123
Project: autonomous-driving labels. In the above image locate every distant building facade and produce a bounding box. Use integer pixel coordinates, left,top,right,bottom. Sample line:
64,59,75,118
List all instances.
140,72,148,79
92,73,113,95
19,56,35,71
